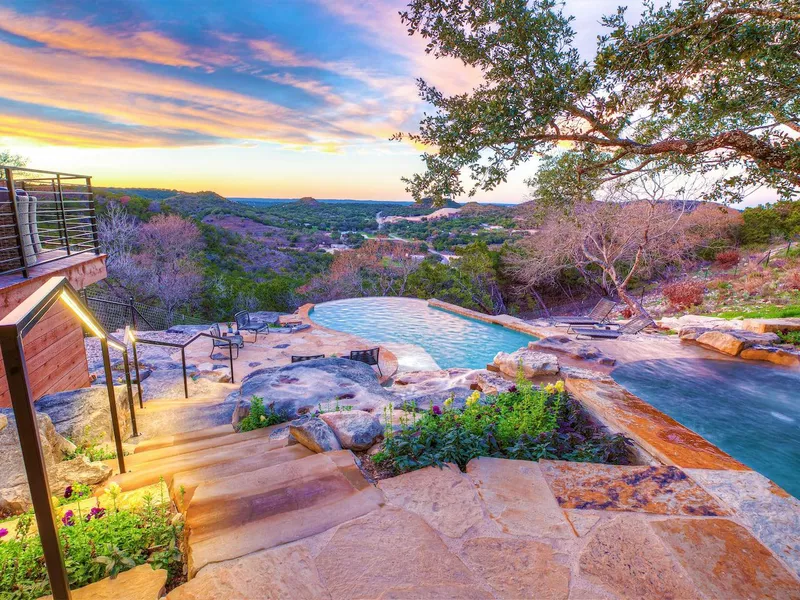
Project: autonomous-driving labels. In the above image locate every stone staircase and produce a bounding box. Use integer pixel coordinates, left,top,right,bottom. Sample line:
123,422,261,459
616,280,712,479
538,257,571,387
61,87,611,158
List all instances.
109,423,384,582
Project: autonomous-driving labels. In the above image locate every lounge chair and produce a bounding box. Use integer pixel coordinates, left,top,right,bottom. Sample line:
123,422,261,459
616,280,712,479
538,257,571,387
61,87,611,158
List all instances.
552,298,616,328
235,311,269,342
349,347,382,376
209,323,243,358
573,315,655,340
291,354,325,363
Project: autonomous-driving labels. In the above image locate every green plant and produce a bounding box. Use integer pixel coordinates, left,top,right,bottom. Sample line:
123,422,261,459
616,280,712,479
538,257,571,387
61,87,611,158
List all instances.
57,483,92,506
238,396,285,432
0,482,182,599
778,331,800,346
378,372,630,474
65,427,118,462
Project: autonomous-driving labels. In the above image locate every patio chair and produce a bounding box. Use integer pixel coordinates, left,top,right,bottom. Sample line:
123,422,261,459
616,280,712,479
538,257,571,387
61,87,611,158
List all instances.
349,347,382,376
552,298,616,328
291,354,325,363
573,315,655,340
235,310,269,342
209,323,243,359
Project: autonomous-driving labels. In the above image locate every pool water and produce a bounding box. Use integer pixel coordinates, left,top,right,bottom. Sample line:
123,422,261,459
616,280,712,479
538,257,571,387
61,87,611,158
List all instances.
613,358,800,498
310,297,536,370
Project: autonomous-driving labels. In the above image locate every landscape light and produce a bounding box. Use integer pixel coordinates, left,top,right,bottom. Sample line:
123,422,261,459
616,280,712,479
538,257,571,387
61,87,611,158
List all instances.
60,291,105,338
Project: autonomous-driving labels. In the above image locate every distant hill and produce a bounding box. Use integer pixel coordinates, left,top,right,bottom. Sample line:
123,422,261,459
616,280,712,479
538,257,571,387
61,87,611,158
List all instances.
97,187,234,217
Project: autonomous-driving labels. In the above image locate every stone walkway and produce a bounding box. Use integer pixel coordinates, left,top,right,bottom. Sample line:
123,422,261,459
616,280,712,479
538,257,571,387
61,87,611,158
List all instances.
157,435,799,599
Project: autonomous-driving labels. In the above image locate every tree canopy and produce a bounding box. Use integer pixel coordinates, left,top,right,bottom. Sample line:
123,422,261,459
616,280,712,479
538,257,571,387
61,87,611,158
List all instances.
396,0,800,205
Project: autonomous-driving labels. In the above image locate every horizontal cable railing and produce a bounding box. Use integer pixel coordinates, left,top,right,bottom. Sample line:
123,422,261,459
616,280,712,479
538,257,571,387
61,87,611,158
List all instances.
0,165,100,277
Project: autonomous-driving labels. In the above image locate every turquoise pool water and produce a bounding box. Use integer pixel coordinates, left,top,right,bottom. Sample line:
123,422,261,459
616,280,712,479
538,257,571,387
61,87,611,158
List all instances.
310,297,536,370
613,358,800,498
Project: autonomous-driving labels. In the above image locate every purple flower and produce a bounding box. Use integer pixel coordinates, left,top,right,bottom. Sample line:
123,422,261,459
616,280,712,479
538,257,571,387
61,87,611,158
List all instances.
432,405,442,415
64,486,73,499
61,510,75,526
0,528,8,538
85,506,105,522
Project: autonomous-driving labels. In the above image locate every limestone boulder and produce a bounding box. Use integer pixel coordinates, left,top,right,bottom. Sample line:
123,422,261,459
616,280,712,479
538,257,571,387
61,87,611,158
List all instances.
289,417,342,453
659,315,744,331
560,365,614,382
530,336,616,366
474,370,516,395
740,345,800,367
742,318,800,334
493,348,559,379
694,329,780,356
232,359,393,420
320,410,382,451
48,456,111,498
35,384,133,444
391,368,483,409
0,411,76,513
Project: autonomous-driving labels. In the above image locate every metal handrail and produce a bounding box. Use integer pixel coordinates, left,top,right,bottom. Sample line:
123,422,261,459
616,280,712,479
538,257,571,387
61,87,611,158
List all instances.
0,276,138,599
130,330,236,399
0,165,100,278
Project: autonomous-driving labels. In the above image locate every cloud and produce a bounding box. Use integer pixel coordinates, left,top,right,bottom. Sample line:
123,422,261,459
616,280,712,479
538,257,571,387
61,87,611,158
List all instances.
0,8,212,69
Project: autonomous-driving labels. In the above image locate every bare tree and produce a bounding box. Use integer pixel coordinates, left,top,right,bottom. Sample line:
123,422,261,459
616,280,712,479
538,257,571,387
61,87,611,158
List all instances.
135,215,204,319
509,174,726,316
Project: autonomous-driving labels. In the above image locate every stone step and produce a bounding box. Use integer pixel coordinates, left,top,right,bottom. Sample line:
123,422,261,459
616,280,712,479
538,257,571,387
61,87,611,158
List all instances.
109,433,290,492
121,425,282,469
171,444,314,509
134,424,235,454
185,450,384,577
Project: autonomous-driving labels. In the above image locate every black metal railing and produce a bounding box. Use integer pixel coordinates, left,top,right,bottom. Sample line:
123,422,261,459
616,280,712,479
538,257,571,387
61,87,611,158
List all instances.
0,276,137,599
84,292,208,332
0,165,100,277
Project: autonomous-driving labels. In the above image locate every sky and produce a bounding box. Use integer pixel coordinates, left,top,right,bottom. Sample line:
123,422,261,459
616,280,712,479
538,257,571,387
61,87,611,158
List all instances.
0,0,774,204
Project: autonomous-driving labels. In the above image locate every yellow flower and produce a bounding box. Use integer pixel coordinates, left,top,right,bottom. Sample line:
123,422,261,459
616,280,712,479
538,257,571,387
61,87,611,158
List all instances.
554,380,565,393
544,383,556,394
259,415,266,422
104,482,122,498
443,396,454,408
466,391,480,407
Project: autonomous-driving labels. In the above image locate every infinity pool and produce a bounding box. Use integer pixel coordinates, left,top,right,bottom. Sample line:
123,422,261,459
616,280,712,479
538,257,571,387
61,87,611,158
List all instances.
613,358,800,498
310,297,536,370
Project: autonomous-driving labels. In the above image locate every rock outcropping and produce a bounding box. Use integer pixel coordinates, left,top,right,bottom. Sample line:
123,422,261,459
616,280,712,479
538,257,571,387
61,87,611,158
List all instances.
493,348,559,378
232,358,393,421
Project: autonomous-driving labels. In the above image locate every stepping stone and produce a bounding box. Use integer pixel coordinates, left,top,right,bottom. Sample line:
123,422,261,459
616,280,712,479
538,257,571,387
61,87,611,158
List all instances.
378,463,483,538
314,506,491,599
460,537,570,599
651,518,800,599
466,457,573,539
41,565,167,600
579,515,701,599
110,433,289,492
134,424,234,454
539,461,728,516
171,444,314,508
186,450,383,576
167,543,328,600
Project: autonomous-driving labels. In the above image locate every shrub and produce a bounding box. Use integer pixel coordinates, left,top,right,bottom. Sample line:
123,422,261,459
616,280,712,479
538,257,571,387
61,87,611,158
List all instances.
783,269,800,291
715,250,741,269
0,483,182,599
778,330,800,346
238,396,285,432
662,280,705,310
375,373,630,474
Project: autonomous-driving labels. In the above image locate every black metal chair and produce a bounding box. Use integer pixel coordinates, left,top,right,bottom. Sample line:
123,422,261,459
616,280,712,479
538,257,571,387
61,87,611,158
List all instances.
573,315,655,340
209,323,243,358
235,310,269,342
291,354,325,363
349,347,382,376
